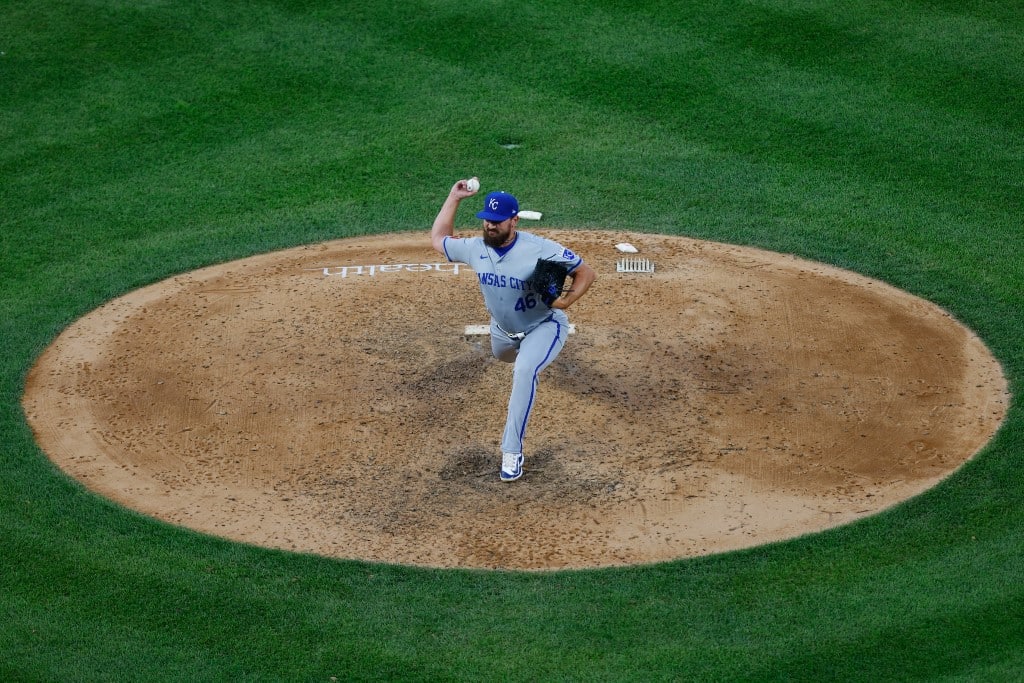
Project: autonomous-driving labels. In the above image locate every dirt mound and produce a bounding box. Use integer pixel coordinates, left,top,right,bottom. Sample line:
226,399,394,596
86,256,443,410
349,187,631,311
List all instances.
23,231,1008,569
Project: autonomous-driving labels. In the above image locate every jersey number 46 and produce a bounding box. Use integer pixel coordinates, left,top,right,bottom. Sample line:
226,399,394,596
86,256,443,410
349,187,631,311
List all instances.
514,294,538,311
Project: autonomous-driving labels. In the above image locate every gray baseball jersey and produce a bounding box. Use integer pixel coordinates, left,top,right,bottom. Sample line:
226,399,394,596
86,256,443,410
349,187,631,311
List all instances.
441,230,583,333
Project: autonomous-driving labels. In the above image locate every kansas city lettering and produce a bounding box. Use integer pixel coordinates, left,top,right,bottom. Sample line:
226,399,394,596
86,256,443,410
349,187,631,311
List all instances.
312,263,463,278
478,274,530,291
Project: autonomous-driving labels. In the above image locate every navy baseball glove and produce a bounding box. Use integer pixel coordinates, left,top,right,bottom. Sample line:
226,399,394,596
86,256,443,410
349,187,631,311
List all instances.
528,259,570,307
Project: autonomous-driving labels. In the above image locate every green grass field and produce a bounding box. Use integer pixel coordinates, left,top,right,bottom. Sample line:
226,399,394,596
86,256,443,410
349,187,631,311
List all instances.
3,1,1022,679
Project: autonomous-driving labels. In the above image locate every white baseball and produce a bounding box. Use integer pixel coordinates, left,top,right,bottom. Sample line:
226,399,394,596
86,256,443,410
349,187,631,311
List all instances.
466,177,480,193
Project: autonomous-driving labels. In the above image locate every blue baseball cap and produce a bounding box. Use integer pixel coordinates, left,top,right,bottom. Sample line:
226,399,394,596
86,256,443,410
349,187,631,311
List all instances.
476,191,519,222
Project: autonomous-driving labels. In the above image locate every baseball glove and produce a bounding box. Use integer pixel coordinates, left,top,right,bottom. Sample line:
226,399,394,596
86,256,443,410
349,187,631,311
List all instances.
527,258,570,306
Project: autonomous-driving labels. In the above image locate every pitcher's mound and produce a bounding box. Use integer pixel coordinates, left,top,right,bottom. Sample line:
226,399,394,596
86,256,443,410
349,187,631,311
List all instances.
23,231,1008,570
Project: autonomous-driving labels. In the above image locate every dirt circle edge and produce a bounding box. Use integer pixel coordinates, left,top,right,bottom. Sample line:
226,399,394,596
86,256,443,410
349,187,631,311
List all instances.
21,230,1011,570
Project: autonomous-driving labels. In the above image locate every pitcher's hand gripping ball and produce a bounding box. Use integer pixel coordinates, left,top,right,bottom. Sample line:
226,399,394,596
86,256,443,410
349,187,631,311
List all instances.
528,258,570,306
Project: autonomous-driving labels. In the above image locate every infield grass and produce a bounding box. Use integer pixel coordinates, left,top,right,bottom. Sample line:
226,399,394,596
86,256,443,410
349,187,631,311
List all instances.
2,1,1022,680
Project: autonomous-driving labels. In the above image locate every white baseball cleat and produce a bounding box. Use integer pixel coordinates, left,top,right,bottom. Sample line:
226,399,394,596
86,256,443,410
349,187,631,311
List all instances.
500,452,524,482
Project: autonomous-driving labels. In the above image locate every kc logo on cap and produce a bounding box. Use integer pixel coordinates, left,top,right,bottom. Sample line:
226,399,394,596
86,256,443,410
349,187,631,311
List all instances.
476,191,519,222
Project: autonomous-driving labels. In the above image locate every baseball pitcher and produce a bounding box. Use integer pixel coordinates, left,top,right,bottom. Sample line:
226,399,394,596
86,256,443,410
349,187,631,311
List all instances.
430,178,596,481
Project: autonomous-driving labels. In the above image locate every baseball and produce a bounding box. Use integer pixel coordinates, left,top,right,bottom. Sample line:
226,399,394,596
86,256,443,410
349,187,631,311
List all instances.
466,177,480,193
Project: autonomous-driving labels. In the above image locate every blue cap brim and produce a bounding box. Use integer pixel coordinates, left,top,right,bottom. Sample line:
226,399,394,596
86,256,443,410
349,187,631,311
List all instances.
476,210,516,221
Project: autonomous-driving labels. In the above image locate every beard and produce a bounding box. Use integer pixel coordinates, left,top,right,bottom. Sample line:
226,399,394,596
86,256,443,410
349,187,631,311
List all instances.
483,225,512,249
